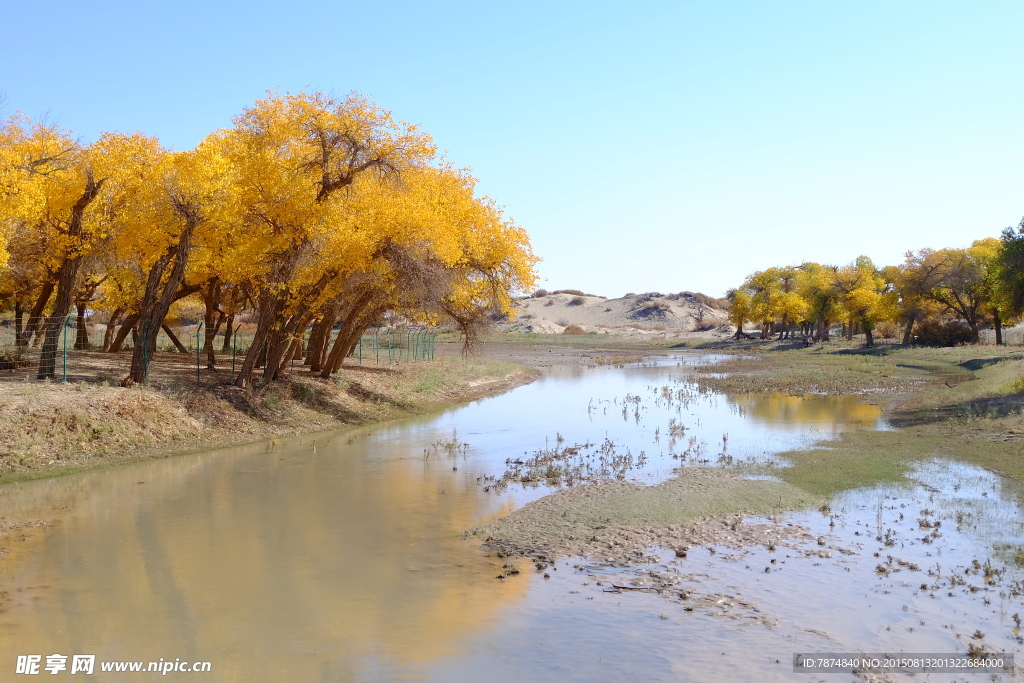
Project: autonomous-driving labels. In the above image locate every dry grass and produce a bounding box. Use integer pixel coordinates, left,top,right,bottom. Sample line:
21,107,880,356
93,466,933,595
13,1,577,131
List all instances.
0,358,536,484
594,355,644,366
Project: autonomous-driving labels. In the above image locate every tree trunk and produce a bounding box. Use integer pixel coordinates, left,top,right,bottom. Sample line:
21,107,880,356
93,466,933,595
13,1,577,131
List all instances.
221,313,235,352
303,316,324,367
161,325,189,353
102,307,126,352
38,260,80,379
126,225,200,384
332,309,386,373
21,280,55,348
306,304,341,372
864,327,874,348
902,315,916,345
206,311,224,368
276,332,309,378
38,175,106,379
74,303,90,349
234,292,283,388
264,310,315,381
258,271,335,383
994,309,1003,345
320,292,375,378
201,278,222,369
107,313,140,353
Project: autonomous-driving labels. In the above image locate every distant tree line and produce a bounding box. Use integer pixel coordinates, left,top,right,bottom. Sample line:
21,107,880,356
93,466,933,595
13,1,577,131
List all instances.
726,229,1024,346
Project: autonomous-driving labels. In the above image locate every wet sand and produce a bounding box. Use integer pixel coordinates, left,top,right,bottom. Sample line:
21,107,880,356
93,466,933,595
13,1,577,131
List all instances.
472,468,824,567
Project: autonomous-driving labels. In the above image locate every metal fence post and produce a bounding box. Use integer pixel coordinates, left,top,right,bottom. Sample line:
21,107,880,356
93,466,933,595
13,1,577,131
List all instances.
196,322,203,383
62,314,69,383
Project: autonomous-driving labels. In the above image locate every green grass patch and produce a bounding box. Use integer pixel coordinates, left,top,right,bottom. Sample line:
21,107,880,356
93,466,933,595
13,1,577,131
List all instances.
757,347,1024,498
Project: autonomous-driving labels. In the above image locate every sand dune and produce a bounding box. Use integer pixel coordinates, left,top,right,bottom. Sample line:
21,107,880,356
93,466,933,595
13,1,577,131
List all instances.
497,291,734,339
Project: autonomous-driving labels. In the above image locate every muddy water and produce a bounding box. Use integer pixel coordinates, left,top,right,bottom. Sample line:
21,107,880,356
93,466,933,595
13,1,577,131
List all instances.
0,355,1018,681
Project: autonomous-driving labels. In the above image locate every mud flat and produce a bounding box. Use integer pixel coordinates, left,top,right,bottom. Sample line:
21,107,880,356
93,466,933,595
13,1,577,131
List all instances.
473,468,822,566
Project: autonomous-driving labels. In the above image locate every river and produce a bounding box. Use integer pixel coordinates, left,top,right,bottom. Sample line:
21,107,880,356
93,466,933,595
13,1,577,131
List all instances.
0,355,1019,681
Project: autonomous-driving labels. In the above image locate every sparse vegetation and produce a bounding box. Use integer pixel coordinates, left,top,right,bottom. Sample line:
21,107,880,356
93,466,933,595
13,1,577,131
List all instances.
0,356,533,484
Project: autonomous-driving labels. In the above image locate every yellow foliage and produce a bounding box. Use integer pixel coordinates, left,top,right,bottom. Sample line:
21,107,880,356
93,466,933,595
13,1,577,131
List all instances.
0,91,537,383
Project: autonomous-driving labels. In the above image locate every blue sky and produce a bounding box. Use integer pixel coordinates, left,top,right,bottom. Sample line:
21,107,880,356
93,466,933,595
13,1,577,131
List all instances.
2,1,1021,297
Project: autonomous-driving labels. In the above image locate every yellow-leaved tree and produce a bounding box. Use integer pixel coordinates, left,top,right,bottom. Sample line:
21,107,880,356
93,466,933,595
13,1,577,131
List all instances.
222,91,438,387
833,256,891,347
1,92,537,384
0,119,144,378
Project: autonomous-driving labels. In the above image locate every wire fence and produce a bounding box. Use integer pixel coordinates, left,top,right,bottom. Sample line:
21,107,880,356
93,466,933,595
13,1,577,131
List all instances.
979,327,1024,346
0,317,438,384
0,316,74,382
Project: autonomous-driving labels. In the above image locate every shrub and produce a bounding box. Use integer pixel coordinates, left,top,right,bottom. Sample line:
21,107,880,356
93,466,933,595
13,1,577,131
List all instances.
568,296,585,306
532,288,549,298
689,292,729,310
291,382,316,402
874,321,899,339
563,325,585,335
630,302,672,319
913,320,973,347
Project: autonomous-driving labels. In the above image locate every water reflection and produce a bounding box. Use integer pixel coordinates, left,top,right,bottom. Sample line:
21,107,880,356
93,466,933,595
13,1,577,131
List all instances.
0,435,526,681
727,392,885,431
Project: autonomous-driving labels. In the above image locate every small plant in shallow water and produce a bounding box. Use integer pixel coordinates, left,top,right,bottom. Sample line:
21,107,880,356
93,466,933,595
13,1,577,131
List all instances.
496,562,521,579
425,429,469,460
966,642,989,658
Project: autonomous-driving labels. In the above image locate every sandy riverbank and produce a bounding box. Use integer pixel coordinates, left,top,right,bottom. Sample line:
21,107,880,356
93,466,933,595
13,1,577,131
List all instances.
0,351,538,485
